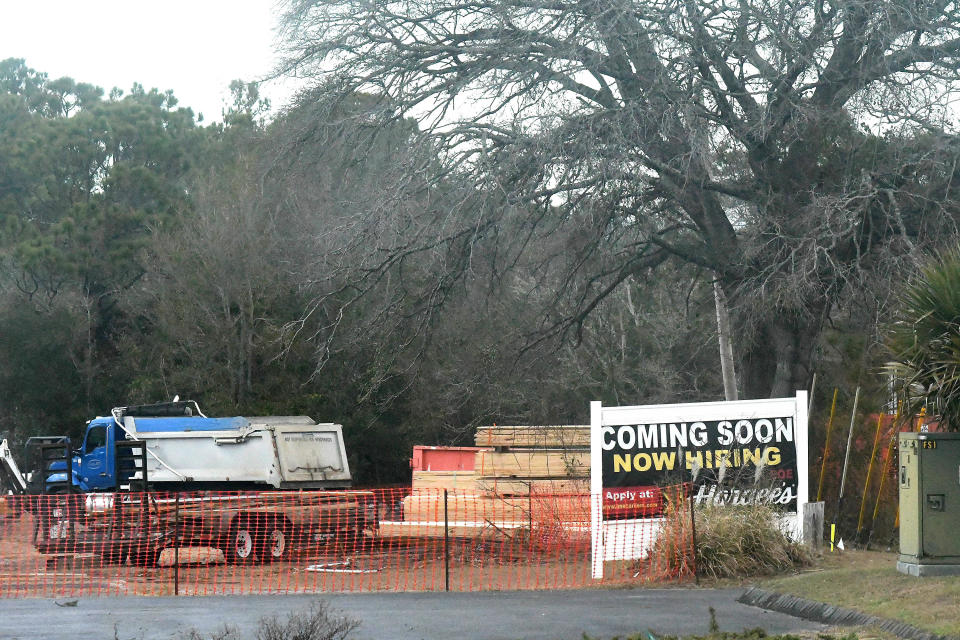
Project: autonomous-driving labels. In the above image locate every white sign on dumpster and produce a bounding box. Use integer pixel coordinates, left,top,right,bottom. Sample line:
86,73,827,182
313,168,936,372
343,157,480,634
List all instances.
590,393,808,579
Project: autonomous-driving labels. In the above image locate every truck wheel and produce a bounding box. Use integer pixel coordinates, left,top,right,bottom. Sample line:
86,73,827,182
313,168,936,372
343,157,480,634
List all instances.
98,541,125,565
227,523,257,563
129,544,160,567
261,524,288,563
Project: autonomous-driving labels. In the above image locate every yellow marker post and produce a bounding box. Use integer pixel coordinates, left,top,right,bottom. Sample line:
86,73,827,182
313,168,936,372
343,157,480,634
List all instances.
865,403,900,547
871,433,897,524
830,523,836,552
816,388,839,502
857,413,884,535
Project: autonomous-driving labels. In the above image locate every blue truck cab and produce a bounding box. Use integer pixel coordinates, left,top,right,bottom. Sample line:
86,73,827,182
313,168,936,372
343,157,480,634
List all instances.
45,417,120,492
43,406,253,492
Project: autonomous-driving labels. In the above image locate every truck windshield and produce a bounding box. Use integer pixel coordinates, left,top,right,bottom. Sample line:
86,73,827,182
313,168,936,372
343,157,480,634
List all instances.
85,425,107,453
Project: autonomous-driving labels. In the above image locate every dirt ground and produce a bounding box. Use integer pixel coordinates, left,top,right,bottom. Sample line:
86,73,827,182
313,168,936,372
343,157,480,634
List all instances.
0,514,675,597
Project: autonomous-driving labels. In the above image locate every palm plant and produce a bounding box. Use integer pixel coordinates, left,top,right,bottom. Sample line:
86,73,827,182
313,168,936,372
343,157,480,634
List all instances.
887,248,960,430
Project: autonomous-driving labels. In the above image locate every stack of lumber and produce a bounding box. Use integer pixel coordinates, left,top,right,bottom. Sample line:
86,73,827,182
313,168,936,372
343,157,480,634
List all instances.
401,493,589,523
475,477,588,496
473,425,590,497
396,425,591,537
475,449,588,480
407,425,591,495
410,470,479,493
474,425,590,449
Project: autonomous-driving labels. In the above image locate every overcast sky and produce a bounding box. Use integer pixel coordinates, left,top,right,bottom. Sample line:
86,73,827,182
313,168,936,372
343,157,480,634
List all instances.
0,0,303,121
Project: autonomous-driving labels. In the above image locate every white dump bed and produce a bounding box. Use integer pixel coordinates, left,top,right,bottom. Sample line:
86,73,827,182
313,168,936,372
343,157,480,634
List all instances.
122,416,352,488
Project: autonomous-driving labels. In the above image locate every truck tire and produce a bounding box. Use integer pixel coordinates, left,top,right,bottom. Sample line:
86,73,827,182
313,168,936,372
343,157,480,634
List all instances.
128,543,160,567
261,523,289,563
97,540,126,565
227,522,257,563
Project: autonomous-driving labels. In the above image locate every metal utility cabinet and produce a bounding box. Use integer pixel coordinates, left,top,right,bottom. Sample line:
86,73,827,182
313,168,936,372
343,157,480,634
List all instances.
898,432,960,576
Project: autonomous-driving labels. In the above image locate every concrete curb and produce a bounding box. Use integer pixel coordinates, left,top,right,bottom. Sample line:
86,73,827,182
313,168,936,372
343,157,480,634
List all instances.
737,586,958,640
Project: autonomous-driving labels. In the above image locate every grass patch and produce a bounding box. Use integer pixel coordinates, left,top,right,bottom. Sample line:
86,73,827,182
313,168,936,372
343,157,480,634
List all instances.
759,550,960,636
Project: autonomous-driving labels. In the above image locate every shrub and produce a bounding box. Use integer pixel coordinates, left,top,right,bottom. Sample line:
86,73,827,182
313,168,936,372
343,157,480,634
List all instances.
180,600,359,640
693,504,813,579
649,501,813,579
256,601,358,640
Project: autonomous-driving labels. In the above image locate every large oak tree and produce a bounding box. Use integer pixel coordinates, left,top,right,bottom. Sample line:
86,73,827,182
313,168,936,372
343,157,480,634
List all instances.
277,0,960,397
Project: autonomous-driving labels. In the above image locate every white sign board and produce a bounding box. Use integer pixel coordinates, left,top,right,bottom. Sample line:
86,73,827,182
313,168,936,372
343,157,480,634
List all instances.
590,392,808,579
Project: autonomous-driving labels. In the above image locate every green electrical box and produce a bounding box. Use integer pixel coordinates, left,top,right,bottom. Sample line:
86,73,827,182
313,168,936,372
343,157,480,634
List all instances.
898,432,960,576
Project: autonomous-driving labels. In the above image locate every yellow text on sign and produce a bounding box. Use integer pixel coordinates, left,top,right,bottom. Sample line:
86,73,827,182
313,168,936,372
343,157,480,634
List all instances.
611,447,781,473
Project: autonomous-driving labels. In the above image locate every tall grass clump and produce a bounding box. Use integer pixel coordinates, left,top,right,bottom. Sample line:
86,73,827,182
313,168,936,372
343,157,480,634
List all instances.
649,501,813,579
694,504,813,578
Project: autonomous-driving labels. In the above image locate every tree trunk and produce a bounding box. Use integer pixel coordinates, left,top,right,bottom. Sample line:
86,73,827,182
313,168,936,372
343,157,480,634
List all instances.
713,279,738,401
740,304,825,399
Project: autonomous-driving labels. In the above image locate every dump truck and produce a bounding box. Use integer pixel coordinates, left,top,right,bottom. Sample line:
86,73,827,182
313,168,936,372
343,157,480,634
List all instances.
0,401,379,564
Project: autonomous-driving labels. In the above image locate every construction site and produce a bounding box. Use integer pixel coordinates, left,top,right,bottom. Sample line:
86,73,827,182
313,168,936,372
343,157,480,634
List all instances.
0,419,693,597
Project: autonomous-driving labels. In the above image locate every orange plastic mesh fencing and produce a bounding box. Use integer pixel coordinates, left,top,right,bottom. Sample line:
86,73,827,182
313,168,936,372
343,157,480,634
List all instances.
0,486,694,597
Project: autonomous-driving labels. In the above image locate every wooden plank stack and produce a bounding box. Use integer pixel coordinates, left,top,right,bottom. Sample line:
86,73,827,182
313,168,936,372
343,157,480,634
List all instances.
411,470,479,492
398,425,591,537
474,425,590,449
406,425,591,495
473,425,590,496
402,493,589,522
475,450,588,482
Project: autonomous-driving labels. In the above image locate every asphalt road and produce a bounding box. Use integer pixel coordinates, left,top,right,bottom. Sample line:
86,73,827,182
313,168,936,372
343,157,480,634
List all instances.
0,588,829,640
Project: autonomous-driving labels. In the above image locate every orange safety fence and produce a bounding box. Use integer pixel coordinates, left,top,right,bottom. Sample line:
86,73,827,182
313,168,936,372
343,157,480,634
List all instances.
0,485,694,598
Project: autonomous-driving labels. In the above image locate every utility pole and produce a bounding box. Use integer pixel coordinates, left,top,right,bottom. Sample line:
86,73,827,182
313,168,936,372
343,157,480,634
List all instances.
714,279,738,401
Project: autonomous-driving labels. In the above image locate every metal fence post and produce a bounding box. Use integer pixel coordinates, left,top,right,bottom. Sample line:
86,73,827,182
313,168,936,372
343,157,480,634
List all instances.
444,489,450,592
689,488,699,585
174,493,180,595
687,472,699,586
528,490,533,550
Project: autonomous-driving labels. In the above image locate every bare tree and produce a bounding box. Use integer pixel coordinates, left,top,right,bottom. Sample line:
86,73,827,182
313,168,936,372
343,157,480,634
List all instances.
275,0,960,397
126,157,305,409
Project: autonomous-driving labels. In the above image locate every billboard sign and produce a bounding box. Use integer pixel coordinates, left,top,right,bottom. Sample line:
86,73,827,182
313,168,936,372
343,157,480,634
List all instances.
589,393,808,578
